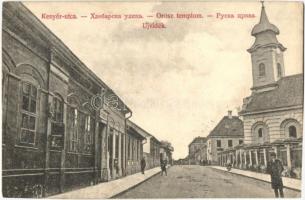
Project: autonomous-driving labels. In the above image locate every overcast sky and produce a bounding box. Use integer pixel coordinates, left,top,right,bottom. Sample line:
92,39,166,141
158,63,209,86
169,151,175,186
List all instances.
25,1,303,159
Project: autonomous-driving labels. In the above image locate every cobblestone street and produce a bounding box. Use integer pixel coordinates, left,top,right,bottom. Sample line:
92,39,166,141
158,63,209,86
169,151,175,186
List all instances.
115,165,301,198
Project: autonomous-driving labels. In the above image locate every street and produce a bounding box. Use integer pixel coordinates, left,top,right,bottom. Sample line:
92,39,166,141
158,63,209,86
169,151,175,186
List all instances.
115,165,301,198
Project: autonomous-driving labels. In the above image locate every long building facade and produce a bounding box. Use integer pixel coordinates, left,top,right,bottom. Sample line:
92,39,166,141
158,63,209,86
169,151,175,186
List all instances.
2,2,168,197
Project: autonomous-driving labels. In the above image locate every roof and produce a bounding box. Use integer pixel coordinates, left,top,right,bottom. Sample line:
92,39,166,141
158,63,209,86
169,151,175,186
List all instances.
3,2,132,114
188,137,207,147
208,116,244,137
127,126,146,140
126,120,160,143
251,5,279,36
240,74,303,115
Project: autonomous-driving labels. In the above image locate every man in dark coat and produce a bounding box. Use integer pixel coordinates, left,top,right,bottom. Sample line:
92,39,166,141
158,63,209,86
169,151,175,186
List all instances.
266,152,284,198
140,157,146,174
161,159,167,176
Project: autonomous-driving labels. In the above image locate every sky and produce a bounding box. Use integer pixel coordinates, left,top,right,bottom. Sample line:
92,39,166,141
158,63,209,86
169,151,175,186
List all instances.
24,1,303,159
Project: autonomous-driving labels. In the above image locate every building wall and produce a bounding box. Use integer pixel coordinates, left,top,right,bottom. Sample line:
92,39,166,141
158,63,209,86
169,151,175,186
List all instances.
125,132,143,176
2,27,50,197
207,137,243,164
143,136,151,154
243,108,303,144
188,142,206,164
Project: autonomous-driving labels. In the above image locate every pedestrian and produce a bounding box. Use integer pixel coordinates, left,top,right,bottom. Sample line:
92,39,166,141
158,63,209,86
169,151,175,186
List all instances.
161,159,167,176
140,156,146,174
266,152,284,198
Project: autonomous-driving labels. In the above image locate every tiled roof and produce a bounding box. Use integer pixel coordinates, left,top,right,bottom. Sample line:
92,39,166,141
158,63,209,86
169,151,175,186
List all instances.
208,116,244,137
240,74,303,114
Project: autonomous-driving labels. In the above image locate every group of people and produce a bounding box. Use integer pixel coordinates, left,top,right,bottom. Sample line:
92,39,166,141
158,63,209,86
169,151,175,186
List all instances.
140,157,168,176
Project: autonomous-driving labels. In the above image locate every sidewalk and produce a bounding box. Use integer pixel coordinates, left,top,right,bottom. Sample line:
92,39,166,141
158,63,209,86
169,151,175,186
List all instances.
50,167,161,199
209,166,301,191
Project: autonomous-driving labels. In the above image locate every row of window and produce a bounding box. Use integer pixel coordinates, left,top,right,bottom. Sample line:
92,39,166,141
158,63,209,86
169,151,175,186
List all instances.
258,63,282,78
215,125,299,148
216,139,243,148
256,125,297,139
3,79,94,153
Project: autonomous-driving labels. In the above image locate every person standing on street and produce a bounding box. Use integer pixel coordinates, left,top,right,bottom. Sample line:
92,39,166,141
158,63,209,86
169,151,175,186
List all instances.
267,152,284,198
161,159,167,176
140,156,146,174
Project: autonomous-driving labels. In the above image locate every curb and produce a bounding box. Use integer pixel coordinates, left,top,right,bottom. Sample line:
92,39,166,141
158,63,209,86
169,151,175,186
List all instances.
209,167,301,192
110,168,164,198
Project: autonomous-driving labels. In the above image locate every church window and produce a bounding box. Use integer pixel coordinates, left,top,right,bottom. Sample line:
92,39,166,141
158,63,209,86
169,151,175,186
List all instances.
277,63,282,78
289,126,297,138
258,63,266,77
258,128,263,138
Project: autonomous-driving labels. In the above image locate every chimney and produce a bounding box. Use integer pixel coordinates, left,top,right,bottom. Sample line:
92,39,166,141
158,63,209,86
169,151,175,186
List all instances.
228,110,232,119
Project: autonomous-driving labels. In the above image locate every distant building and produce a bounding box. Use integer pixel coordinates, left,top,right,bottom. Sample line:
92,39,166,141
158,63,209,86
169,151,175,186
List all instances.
188,137,207,165
218,4,303,179
207,111,244,164
127,120,162,170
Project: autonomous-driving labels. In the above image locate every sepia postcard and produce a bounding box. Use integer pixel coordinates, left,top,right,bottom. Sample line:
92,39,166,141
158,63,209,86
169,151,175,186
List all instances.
1,0,304,198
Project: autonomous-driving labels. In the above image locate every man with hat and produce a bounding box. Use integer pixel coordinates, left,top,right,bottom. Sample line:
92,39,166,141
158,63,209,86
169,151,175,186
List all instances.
266,152,284,198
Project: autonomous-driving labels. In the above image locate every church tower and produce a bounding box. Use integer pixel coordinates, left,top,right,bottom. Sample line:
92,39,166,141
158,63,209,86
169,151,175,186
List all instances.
248,3,286,93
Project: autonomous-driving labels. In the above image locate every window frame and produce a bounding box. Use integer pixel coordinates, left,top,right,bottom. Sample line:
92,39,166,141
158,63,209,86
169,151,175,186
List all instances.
228,140,233,147
258,128,263,138
52,95,64,123
19,81,39,146
277,63,282,78
258,63,266,77
289,125,297,138
69,108,79,152
216,140,221,148
84,115,93,153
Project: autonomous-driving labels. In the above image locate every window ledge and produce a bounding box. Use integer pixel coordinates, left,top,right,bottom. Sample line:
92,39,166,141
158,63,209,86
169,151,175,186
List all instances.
15,144,39,151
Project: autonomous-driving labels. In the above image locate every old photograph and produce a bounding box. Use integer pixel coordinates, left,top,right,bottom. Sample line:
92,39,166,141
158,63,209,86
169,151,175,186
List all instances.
1,0,304,198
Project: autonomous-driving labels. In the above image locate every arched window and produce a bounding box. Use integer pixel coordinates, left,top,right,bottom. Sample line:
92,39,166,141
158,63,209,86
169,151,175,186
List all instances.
277,63,282,78
289,126,297,138
259,63,266,77
258,128,263,138
20,82,38,145
252,122,269,144
280,119,302,139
